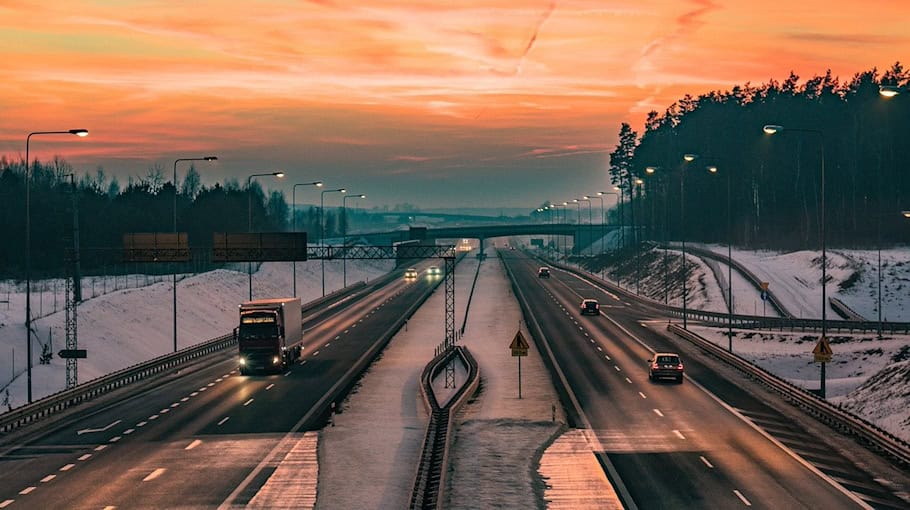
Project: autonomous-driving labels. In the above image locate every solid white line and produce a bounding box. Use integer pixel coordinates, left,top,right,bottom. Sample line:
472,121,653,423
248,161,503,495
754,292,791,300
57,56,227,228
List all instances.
266,384,274,390
185,439,202,450
40,475,56,483
733,490,752,506
243,398,254,406
109,436,121,443
137,421,147,427
19,487,35,495
217,417,229,426
123,428,134,435
94,445,107,451
653,409,664,417
0,500,13,508
143,468,166,482
78,454,92,461
673,430,686,440
625,377,632,384
700,456,714,468
639,392,647,399
60,464,75,471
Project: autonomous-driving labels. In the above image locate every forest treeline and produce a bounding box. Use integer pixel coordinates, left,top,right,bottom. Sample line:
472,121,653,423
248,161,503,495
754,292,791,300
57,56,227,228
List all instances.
597,63,910,251
0,162,379,277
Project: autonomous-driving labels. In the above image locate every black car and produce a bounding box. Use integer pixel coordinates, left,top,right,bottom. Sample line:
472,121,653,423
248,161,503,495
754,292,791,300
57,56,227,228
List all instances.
580,299,599,315
537,267,550,278
648,352,685,383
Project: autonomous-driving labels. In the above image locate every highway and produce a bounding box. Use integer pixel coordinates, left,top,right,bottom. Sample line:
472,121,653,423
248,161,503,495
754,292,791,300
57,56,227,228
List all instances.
0,267,442,509
500,249,905,510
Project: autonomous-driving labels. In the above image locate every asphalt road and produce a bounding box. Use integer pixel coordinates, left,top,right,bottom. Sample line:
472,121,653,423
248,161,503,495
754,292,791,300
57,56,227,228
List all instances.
501,249,906,510
0,266,443,509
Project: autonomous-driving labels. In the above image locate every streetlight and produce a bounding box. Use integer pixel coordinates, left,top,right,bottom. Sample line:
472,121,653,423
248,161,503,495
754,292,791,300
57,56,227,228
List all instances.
292,181,323,297
25,129,88,403
342,193,366,287
764,124,827,396
172,156,217,352
320,188,346,296
613,185,624,248
632,178,645,295
707,163,734,351
680,154,699,328
568,200,580,256
903,211,910,219
879,85,905,98
246,171,285,300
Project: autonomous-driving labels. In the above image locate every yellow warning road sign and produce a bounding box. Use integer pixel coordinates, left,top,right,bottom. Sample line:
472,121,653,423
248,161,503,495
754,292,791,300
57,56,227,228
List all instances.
510,331,529,357
813,337,833,363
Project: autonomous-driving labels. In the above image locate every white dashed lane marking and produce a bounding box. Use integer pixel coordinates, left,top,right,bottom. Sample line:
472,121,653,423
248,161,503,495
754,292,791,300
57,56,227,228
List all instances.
673,430,686,440
60,464,75,472
700,456,714,468
40,475,56,483
733,490,752,506
185,439,202,450
137,421,147,427
266,384,274,390
78,454,92,461
243,398,254,406
143,468,166,482
109,436,121,443
625,378,632,384
19,487,35,495
0,500,13,508
94,445,107,452
653,409,664,417
123,428,135,435
218,417,230,426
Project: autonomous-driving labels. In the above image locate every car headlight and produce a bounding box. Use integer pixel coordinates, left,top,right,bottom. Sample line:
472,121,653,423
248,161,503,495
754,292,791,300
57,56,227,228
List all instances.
239,357,246,366
272,356,281,364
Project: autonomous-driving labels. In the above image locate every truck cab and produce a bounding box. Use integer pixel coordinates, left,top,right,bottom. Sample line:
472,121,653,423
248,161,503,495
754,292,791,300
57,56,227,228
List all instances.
237,298,302,375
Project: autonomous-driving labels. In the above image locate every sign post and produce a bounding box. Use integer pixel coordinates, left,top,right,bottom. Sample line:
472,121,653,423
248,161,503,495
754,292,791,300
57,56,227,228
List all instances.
813,337,833,398
509,330,529,399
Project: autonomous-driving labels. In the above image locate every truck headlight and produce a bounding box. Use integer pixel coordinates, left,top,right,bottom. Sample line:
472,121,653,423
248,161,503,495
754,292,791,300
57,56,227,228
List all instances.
239,357,246,366
272,356,281,365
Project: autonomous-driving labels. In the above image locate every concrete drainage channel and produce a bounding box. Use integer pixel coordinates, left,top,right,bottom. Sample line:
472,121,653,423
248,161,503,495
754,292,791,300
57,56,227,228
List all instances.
409,345,479,510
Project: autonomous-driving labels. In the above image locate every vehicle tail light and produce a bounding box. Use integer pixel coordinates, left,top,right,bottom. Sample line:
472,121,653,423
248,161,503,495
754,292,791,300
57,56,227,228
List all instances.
677,363,684,370
651,363,659,370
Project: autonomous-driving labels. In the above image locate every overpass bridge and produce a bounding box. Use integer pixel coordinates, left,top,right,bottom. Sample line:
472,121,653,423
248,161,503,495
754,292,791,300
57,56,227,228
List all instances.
351,223,620,255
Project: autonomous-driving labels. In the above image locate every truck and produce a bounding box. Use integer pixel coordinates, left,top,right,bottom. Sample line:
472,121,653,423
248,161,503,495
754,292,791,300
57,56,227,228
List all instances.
235,297,303,375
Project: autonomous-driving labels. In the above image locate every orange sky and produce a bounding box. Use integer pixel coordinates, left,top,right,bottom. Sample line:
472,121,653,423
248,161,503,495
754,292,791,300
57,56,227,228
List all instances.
2,0,908,208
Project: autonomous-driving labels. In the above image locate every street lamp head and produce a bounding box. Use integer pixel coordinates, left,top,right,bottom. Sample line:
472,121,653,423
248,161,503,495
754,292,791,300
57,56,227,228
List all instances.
707,165,718,173
203,156,218,161
274,172,285,178
315,181,324,187
645,166,657,174
612,186,620,192
68,129,89,137
683,153,698,162
880,85,902,98
340,188,347,193
902,210,910,218
634,178,644,185
763,124,783,135
358,194,366,199
583,195,591,200
562,201,568,206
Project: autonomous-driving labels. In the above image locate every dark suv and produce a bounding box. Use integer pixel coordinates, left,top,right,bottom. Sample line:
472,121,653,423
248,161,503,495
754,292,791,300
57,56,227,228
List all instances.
580,299,599,315
648,353,684,383
537,267,550,278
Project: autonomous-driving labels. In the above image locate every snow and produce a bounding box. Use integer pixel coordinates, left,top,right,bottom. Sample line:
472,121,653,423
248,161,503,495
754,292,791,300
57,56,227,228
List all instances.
2,235,910,503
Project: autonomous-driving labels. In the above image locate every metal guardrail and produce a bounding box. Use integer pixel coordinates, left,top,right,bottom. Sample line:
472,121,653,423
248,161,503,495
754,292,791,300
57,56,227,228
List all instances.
409,345,479,510
829,296,867,322
536,253,910,335
0,278,385,437
669,323,910,466
0,333,235,435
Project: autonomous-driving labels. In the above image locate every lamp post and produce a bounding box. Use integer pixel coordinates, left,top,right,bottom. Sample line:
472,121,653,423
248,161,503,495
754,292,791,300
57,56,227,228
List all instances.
632,178,645,294
25,129,88,403
764,124,827,396
172,156,217,352
614,185,624,248
879,85,905,98
577,197,592,255
552,203,566,260
680,153,698,329
292,181,323,297
246,171,285,301
879,86,906,336
596,191,619,255
342,193,366,287
708,163,734,351
320,188,346,296
568,200,580,256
